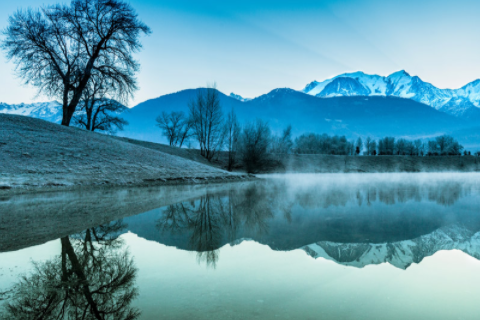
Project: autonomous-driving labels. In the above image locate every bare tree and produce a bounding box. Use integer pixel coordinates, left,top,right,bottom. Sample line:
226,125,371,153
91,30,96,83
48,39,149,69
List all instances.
224,108,241,171
189,85,225,161
73,74,128,133
371,140,377,155
270,125,293,158
365,137,372,155
2,0,150,126
355,137,363,155
156,111,192,147
240,119,271,173
414,139,423,156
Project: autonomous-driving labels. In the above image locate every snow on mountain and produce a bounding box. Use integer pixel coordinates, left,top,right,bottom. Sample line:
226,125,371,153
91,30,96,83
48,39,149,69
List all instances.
303,71,480,118
303,224,480,269
317,77,370,97
229,93,251,102
0,101,62,123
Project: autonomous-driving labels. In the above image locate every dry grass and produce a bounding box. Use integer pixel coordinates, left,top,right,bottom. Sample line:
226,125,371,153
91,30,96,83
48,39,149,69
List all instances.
0,114,246,194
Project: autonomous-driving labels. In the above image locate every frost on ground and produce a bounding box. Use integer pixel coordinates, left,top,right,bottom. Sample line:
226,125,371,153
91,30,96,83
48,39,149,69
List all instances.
0,114,245,192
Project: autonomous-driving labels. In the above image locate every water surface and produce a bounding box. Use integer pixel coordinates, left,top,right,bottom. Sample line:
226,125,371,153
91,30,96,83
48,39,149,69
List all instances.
1,173,480,319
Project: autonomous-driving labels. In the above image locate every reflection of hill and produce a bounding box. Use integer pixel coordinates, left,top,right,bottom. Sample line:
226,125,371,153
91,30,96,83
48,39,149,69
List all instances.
0,183,243,252
303,224,480,269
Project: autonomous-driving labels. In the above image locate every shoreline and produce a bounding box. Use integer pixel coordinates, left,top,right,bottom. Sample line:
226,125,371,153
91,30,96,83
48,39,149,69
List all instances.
0,173,254,197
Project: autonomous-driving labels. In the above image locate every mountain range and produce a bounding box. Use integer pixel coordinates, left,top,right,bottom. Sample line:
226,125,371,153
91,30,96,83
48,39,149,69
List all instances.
0,101,62,123
2,70,480,149
120,88,474,146
302,70,480,119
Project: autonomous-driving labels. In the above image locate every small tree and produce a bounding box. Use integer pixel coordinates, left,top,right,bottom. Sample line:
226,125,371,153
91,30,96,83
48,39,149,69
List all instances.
414,139,423,156
371,140,377,156
156,111,192,147
270,125,293,160
378,137,395,155
355,137,363,155
224,108,241,171
189,85,225,161
365,137,372,155
240,119,271,173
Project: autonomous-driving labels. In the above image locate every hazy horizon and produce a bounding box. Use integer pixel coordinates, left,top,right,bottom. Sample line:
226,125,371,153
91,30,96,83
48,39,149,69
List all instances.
1,0,480,106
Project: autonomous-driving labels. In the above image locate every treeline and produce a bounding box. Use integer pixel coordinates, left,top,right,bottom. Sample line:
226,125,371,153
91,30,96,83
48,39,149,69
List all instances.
295,134,465,156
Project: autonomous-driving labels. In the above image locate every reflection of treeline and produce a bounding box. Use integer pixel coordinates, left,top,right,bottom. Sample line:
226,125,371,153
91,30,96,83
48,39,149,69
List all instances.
293,181,466,209
1,221,139,320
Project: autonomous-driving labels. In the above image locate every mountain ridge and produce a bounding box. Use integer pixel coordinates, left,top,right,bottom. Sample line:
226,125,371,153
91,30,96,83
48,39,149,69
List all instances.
302,70,480,118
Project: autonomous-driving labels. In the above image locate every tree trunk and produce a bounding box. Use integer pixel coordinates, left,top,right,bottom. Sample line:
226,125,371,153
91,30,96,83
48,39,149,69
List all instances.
61,237,103,320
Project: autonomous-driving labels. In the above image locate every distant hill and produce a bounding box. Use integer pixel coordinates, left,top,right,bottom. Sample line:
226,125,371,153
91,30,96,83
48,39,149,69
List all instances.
119,88,467,144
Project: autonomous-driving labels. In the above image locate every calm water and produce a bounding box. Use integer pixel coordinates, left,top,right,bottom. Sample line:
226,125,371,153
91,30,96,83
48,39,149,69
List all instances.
1,173,480,319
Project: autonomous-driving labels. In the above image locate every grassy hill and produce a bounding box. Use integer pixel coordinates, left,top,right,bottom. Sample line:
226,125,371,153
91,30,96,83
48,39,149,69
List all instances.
0,114,246,194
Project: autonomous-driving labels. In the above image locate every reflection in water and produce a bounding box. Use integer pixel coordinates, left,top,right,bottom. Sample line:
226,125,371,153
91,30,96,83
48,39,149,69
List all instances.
128,174,480,268
0,221,139,320
304,224,480,269
1,174,480,319
156,186,276,267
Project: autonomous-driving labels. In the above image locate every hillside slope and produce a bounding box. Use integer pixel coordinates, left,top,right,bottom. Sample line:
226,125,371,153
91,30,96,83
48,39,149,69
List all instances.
0,114,244,193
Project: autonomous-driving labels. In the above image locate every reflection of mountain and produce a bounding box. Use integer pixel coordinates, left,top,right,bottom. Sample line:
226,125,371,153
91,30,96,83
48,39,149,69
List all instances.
303,224,480,269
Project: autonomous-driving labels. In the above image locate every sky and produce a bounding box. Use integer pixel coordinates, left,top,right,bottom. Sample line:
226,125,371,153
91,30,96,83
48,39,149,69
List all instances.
0,0,480,107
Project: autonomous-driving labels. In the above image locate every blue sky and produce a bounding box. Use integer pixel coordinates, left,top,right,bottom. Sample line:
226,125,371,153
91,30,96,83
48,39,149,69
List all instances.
1,0,480,106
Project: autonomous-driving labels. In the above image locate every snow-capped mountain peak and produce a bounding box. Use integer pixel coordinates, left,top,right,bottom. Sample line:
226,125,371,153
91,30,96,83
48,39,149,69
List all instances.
302,70,480,118
229,93,251,102
0,101,63,123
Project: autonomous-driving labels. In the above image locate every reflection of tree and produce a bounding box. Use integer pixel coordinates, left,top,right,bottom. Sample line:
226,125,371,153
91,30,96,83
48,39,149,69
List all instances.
156,184,276,268
1,221,139,320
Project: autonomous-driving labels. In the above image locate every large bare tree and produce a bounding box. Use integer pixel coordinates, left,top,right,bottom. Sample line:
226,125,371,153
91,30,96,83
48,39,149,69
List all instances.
1,0,150,126
189,85,225,161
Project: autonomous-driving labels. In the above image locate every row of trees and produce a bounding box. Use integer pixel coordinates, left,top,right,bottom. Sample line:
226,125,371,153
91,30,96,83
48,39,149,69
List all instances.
293,134,464,157
357,135,464,156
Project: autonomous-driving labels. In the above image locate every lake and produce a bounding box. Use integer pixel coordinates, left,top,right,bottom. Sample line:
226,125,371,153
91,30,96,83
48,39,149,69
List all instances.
1,173,480,319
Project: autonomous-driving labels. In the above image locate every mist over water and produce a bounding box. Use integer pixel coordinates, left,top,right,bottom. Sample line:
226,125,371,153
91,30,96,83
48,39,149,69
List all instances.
2,173,480,319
